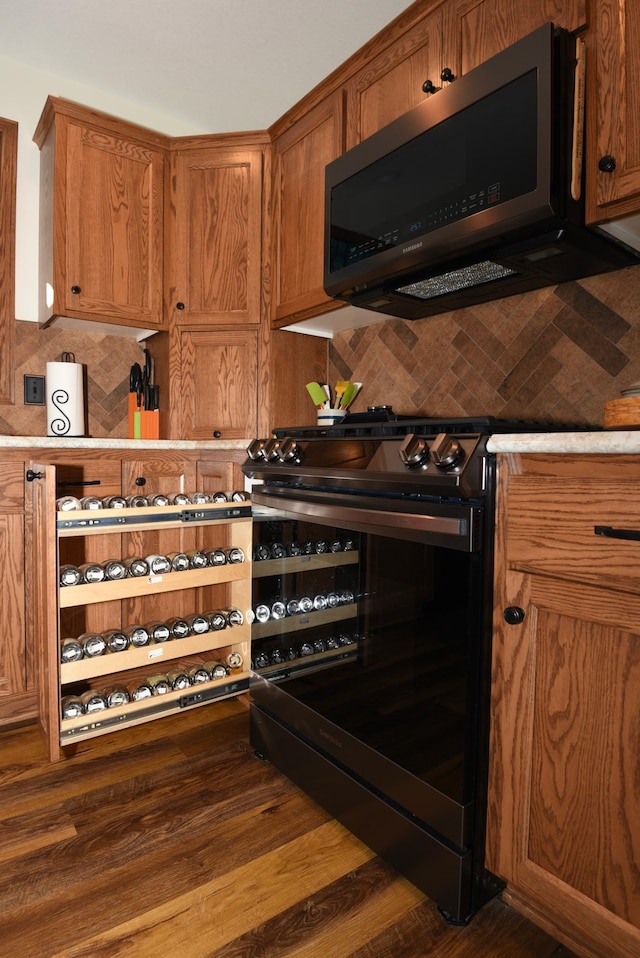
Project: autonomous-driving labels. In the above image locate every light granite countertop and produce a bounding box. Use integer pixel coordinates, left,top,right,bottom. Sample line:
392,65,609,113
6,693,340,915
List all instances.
487,431,640,454
2,432,638,455
0,436,249,451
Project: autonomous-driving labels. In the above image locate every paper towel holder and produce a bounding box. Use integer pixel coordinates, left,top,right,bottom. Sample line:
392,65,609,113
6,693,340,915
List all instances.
46,351,87,438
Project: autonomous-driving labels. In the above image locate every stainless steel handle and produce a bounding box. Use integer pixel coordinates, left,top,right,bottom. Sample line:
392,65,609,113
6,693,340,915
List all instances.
252,489,473,549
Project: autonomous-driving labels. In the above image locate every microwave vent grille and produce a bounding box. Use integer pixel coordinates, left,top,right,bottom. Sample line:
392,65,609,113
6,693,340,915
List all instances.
397,260,518,300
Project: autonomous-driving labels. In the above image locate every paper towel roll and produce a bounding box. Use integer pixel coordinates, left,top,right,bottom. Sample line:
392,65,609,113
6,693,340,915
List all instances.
46,361,85,437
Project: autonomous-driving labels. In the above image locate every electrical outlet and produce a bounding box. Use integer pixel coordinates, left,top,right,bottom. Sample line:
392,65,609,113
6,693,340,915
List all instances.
24,375,45,405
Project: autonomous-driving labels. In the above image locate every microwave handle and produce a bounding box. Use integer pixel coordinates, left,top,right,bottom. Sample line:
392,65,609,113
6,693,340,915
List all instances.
571,35,586,201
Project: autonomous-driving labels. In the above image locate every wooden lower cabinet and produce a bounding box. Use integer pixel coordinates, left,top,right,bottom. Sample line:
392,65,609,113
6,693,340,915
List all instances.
0,464,28,724
31,459,252,762
487,453,640,958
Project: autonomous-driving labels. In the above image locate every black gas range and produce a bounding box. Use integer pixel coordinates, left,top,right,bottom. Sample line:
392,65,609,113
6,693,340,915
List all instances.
242,412,592,924
245,410,591,501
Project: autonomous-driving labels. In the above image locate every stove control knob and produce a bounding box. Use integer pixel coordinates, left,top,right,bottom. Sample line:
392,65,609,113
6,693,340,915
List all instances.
399,434,429,467
262,439,280,461
246,438,267,461
274,438,301,463
430,433,464,469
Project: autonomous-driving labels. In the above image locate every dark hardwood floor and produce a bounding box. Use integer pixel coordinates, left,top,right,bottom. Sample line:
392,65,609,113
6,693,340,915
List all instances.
0,697,577,958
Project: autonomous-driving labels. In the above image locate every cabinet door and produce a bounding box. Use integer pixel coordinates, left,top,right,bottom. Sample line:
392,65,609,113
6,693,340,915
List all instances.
346,4,455,147
176,329,258,440
456,0,587,74
197,457,246,497
121,456,197,499
168,145,264,326
272,91,346,326
0,464,32,726
586,0,640,222
58,115,165,328
488,570,640,958
0,513,26,697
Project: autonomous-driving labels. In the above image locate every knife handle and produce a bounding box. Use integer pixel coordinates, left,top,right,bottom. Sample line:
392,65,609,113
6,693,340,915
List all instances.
128,393,138,439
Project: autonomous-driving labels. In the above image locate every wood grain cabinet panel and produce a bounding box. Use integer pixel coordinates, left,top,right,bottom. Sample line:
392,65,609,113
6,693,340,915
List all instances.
487,453,640,958
272,90,346,326
175,329,258,441
197,457,247,497
0,513,26,699
345,3,455,147
505,474,640,593
586,0,640,222
0,465,26,710
121,455,198,499
456,0,587,74
34,97,167,331
0,117,17,405
167,144,265,326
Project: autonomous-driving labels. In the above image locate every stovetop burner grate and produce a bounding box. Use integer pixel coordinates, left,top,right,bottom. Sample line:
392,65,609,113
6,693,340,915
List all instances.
273,413,598,441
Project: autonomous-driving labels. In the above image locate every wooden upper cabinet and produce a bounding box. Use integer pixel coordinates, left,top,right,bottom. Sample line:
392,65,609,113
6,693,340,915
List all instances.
167,140,266,326
347,0,588,148
456,0,587,74
33,97,168,332
271,89,346,326
175,329,258,441
586,0,640,223
346,3,456,147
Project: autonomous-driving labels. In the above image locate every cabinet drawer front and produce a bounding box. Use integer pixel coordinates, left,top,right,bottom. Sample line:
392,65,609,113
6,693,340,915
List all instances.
0,464,26,513
507,476,640,591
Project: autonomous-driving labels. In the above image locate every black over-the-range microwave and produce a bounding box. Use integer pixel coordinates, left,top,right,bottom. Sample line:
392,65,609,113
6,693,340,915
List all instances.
323,23,638,320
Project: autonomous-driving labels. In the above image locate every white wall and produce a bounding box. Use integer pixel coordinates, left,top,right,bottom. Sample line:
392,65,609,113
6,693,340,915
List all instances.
0,55,208,324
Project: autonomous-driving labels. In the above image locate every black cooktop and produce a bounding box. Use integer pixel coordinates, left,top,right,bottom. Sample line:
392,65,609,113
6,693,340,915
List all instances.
273,409,598,440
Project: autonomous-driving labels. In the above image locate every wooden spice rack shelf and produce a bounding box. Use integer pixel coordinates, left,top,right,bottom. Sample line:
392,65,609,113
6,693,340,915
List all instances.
252,603,357,640
59,671,250,744
32,471,253,762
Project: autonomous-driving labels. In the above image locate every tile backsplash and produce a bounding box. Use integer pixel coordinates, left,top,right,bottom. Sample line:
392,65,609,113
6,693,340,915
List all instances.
0,321,144,438
329,265,640,426
6,262,640,440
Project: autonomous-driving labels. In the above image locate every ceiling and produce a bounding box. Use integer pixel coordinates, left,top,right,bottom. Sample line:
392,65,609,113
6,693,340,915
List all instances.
0,0,413,133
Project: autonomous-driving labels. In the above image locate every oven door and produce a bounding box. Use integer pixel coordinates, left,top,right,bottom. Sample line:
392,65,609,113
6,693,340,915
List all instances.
249,485,491,853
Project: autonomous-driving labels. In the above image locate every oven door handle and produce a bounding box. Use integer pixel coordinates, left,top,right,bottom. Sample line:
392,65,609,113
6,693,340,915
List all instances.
252,489,475,550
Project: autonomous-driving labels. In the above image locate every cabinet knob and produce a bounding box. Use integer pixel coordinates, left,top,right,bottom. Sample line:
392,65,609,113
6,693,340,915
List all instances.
503,606,526,625
70,285,81,295
598,154,616,173
440,67,455,83
25,469,43,482
213,430,222,438
176,302,185,310
422,79,437,94
135,477,146,487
